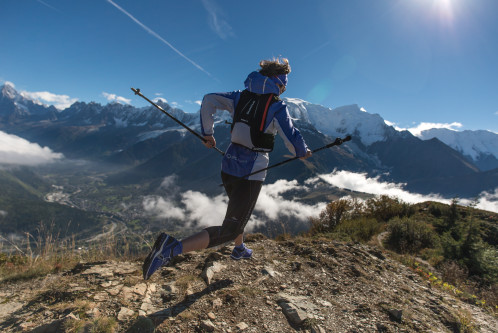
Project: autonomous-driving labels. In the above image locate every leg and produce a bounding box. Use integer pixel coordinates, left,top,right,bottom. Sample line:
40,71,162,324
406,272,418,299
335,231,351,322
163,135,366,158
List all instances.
205,173,262,248
234,233,243,247
180,230,209,253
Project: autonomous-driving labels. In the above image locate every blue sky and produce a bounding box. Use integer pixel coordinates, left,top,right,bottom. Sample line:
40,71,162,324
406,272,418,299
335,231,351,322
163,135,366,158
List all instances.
1,0,497,133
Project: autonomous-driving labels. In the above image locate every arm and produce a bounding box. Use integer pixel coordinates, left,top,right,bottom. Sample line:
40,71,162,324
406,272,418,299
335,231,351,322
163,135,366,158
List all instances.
274,104,309,158
200,92,239,136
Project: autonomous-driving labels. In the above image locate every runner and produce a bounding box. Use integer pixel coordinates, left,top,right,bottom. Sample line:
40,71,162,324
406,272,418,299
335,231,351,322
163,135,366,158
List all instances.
143,57,311,280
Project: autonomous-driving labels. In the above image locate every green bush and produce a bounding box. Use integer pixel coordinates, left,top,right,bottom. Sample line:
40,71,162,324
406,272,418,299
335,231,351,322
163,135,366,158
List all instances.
386,217,437,254
335,217,381,242
365,195,413,222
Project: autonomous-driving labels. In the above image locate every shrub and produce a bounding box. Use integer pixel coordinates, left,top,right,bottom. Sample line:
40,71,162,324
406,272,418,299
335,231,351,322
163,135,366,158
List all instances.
365,195,413,222
335,217,381,242
386,217,437,253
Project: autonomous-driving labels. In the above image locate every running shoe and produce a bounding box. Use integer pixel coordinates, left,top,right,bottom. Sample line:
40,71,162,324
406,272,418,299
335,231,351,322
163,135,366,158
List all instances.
143,233,181,280
230,243,253,260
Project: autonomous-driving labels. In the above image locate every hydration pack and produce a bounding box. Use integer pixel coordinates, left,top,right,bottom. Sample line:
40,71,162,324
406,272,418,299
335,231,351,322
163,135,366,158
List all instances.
231,90,278,152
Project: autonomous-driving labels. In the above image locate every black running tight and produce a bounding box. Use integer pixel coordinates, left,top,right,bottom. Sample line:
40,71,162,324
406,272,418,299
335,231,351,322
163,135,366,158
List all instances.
204,172,263,248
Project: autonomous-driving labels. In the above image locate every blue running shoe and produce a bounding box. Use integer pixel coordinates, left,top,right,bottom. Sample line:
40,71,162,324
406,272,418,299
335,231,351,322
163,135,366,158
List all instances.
230,243,253,260
143,233,181,280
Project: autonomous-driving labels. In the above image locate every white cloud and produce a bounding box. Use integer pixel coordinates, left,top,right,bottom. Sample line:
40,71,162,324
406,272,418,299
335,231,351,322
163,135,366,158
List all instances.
20,90,78,110
405,122,463,137
153,97,168,104
143,196,186,220
143,170,498,233
0,210,7,217
0,131,63,166
201,0,234,40
185,100,202,106
102,92,131,105
309,170,497,213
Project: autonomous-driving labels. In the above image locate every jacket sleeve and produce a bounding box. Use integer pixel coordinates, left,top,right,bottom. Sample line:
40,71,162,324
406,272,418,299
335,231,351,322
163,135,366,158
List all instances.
200,92,239,136
273,104,308,157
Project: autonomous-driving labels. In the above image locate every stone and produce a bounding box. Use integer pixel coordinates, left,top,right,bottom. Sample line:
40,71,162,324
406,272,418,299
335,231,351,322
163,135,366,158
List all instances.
278,301,308,325
0,301,23,320
207,312,216,320
201,261,226,285
212,298,223,308
117,307,135,321
133,283,148,296
236,322,249,331
388,309,403,322
201,319,216,332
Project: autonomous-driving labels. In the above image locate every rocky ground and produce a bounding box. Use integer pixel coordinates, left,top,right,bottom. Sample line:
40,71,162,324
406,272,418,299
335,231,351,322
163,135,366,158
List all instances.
0,234,496,332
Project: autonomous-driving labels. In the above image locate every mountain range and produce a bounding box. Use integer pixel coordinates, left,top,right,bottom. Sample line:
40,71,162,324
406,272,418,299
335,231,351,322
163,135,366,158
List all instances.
1,83,497,199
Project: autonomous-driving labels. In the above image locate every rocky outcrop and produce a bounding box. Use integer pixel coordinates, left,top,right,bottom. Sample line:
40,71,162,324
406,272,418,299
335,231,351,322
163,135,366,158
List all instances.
0,236,496,332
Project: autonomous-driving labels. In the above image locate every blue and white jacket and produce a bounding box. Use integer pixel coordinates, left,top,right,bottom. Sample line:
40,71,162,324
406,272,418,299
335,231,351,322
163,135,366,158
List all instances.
200,71,308,181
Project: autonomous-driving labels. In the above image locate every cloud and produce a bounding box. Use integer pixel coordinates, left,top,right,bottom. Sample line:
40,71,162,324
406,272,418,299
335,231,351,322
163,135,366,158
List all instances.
20,90,78,110
142,175,325,232
406,122,463,137
153,97,168,104
201,0,234,40
143,170,498,233
0,210,7,217
0,131,63,166
308,170,497,213
185,100,202,106
106,0,213,78
102,92,131,104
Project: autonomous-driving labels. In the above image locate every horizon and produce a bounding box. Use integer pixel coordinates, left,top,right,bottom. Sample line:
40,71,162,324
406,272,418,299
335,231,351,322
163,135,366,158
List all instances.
1,1,497,134
2,80,497,138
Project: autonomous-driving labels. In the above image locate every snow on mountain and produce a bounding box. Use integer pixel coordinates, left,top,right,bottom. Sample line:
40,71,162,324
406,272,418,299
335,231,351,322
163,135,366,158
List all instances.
284,98,391,146
418,128,498,160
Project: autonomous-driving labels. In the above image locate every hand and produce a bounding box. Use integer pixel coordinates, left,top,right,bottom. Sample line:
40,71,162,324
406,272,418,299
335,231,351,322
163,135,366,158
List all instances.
300,149,312,160
203,135,216,148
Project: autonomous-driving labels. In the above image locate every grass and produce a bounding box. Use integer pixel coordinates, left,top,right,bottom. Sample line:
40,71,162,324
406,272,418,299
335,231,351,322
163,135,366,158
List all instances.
0,222,145,283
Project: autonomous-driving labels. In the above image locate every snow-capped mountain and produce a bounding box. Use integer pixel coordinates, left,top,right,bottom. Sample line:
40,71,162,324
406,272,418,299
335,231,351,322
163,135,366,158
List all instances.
284,98,395,146
0,83,58,121
1,83,497,197
418,128,498,171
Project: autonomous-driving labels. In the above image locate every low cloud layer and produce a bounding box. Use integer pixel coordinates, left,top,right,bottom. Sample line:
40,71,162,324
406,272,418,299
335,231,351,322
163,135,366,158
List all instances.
143,170,497,232
309,170,498,212
0,131,63,166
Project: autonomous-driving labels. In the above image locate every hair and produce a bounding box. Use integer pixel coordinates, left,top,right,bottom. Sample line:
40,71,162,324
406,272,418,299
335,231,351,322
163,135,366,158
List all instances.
259,57,291,77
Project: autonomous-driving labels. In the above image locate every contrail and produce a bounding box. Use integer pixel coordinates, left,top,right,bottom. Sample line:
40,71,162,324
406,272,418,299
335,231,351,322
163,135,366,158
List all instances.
106,0,213,78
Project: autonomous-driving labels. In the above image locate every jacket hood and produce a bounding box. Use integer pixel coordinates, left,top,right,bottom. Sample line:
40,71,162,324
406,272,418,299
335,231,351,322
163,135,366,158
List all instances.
244,71,281,95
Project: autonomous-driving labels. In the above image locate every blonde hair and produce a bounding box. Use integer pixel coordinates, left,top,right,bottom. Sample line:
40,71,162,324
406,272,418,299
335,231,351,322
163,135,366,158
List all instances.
259,57,291,77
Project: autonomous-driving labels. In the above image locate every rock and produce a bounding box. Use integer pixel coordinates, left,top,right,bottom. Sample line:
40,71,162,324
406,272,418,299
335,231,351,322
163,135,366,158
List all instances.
207,312,216,320
0,301,23,320
201,261,226,285
262,265,276,277
132,283,148,296
93,292,108,302
212,298,223,308
117,307,135,321
388,309,403,322
81,266,114,278
278,301,308,325
107,284,123,296
201,319,216,332
236,322,249,331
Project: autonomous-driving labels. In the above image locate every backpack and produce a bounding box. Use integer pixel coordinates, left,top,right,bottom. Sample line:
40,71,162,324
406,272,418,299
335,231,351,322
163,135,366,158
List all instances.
231,90,279,152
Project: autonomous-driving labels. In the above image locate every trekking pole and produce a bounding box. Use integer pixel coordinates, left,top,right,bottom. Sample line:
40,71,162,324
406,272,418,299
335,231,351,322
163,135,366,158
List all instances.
240,135,352,179
131,88,225,156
